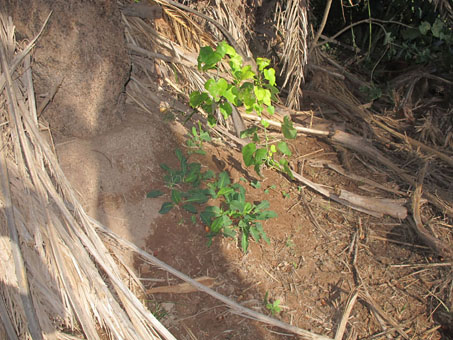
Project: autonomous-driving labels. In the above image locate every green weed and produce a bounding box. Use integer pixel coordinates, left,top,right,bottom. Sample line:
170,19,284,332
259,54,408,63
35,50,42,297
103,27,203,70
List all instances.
189,42,297,177
148,149,276,253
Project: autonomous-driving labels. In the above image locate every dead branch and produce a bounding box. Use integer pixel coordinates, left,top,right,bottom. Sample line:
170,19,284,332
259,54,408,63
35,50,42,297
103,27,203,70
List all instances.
411,163,453,259
331,129,453,217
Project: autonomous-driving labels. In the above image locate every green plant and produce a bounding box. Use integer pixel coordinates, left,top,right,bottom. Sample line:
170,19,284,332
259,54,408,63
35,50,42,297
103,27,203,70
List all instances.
264,184,276,194
264,292,281,315
148,149,277,253
385,17,453,69
147,149,214,215
200,171,276,253
250,180,261,189
186,121,211,155
146,300,167,320
240,116,296,177
189,42,297,177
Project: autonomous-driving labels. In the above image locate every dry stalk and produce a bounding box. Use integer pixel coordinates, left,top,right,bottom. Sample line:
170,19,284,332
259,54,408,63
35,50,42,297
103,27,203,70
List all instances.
411,163,453,259
0,14,177,340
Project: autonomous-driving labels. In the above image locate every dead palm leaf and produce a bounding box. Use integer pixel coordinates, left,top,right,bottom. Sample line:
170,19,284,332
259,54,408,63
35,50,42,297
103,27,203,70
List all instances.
0,13,176,340
276,0,309,109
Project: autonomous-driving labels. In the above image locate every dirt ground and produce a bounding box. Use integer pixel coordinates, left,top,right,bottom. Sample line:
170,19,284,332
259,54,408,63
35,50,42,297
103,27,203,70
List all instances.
7,0,452,339
56,101,450,339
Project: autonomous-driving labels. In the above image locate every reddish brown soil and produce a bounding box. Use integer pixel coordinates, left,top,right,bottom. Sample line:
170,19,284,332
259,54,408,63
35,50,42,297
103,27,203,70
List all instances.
8,0,451,339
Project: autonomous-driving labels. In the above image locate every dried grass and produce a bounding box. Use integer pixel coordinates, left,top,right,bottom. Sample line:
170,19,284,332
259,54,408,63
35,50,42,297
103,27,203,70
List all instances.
0,13,174,340
276,0,309,109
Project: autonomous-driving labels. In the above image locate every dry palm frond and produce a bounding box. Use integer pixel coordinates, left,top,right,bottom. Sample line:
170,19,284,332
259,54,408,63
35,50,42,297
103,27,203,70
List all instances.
152,0,216,53
210,0,254,60
431,0,453,21
0,14,176,340
276,0,309,109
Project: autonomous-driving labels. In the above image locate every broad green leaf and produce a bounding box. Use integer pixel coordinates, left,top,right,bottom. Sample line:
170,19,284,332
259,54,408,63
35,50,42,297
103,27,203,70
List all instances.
202,169,215,180
255,148,268,163
217,187,234,197
243,202,253,214
254,200,270,211
191,126,198,138
419,21,431,35
254,87,271,106
223,85,240,105
254,103,263,114
159,202,174,214
277,141,292,156
240,126,258,138
182,203,197,214
239,83,256,109
255,210,277,220
240,65,256,81
254,163,262,176
215,41,234,58
261,119,270,128
171,189,182,204
223,226,236,238
270,145,277,154
184,164,201,184
189,91,210,108
184,189,210,204
279,158,294,179
432,18,444,38
250,226,260,242
217,171,231,189
263,68,276,86
210,216,224,233
205,78,228,102
220,101,232,119
207,114,217,126
198,46,223,70
229,199,245,212
211,215,232,233
200,206,221,225
282,116,297,139
256,57,270,71
197,46,214,65
256,223,270,244
175,149,186,166
267,105,275,115
242,143,256,166
229,54,243,73
201,102,214,115
217,41,238,58
147,190,164,198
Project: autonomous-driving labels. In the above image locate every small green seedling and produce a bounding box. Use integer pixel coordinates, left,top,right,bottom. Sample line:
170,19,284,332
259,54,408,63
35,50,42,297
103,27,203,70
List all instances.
264,292,282,315
264,184,276,194
250,180,261,189
186,121,211,155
